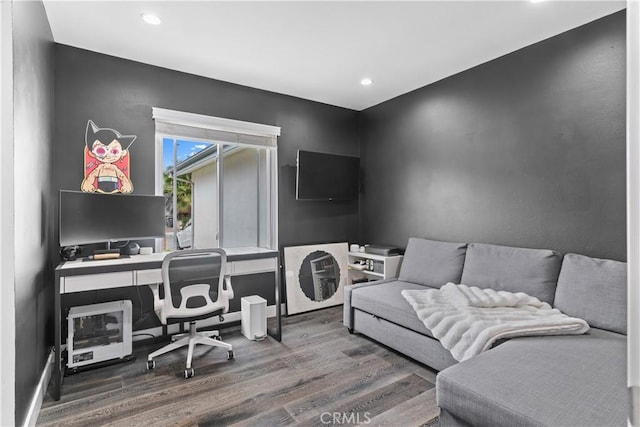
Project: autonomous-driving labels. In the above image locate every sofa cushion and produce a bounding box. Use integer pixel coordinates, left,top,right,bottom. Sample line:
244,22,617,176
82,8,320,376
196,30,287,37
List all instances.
437,328,626,427
460,243,562,304
351,280,435,338
554,253,627,334
398,238,467,288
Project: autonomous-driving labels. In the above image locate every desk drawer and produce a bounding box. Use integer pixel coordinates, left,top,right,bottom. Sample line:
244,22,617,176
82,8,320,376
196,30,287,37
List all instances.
136,269,162,285
63,271,134,293
231,258,277,276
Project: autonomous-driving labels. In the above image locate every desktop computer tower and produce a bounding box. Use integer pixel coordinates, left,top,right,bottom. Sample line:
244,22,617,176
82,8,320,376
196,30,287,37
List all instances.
67,300,133,368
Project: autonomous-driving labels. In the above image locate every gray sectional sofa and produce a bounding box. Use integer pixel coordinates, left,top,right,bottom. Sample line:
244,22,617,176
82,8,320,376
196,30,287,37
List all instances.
343,238,627,426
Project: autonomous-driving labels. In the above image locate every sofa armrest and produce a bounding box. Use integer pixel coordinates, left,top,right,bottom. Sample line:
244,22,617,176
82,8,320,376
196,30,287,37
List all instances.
343,278,397,330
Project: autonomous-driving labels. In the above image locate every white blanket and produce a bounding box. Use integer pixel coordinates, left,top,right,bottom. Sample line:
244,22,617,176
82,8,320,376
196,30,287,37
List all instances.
402,283,589,362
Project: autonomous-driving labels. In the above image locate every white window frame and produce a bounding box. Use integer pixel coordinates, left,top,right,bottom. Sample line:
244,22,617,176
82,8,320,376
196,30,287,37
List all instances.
153,108,280,253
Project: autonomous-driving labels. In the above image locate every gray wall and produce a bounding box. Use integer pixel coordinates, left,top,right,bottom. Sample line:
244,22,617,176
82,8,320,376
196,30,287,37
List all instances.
54,45,360,250
54,45,359,327
360,11,626,261
12,1,55,424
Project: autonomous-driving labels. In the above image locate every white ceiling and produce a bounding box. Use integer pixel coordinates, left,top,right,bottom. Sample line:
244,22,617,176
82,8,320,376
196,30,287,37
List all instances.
43,1,625,111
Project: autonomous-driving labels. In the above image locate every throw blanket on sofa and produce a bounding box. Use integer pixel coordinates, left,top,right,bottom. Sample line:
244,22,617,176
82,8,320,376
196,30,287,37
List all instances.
402,283,589,362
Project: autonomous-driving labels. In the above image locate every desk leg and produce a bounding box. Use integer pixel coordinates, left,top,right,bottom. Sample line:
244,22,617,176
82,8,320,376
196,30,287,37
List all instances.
267,257,282,342
53,270,62,401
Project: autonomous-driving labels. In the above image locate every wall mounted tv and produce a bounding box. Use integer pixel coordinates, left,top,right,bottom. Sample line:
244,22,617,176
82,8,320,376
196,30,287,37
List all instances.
296,150,360,201
59,190,165,246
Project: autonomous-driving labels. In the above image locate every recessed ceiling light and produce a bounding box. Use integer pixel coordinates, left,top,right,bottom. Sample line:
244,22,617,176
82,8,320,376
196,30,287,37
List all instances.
360,77,373,86
141,13,161,25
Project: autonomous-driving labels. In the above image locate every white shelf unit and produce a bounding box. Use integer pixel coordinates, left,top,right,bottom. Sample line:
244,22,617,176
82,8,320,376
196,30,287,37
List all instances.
347,251,403,285
309,253,338,301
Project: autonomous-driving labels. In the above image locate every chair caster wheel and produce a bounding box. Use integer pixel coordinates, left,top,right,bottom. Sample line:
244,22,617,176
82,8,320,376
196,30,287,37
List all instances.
227,350,234,360
184,368,194,378
214,335,221,341
146,360,155,370
347,328,354,334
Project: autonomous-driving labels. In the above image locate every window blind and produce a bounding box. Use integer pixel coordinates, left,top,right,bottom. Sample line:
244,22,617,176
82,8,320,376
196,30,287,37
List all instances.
153,107,280,148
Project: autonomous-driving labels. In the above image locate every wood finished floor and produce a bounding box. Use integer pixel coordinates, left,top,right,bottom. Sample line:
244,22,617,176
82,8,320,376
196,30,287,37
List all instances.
38,306,439,427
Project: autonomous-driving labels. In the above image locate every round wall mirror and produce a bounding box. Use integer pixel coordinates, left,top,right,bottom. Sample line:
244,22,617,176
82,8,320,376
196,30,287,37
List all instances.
298,250,341,302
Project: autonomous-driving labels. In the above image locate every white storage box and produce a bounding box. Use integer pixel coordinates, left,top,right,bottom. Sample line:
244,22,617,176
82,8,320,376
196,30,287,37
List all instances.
241,295,267,340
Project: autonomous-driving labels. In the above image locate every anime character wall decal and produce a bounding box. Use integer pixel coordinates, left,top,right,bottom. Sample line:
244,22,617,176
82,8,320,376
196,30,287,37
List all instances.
81,120,137,194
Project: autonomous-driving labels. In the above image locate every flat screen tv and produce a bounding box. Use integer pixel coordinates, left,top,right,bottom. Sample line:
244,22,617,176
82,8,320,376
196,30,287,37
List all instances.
296,150,360,201
59,190,165,246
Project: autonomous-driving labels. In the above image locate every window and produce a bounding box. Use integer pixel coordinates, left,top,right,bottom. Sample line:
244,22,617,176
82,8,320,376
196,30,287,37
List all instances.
153,108,279,252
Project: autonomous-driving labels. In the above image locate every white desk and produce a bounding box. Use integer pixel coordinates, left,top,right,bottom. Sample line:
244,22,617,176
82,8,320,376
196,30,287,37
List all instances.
53,247,281,400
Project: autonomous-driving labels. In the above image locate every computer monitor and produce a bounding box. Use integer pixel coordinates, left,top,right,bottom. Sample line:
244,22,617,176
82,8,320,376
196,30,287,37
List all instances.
59,190,165,247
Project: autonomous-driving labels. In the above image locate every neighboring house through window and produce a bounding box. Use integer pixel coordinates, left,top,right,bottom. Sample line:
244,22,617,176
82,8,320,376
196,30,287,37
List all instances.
153,108,280,252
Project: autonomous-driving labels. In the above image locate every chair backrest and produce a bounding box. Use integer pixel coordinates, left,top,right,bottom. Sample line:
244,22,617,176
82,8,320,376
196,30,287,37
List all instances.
159,248,233,322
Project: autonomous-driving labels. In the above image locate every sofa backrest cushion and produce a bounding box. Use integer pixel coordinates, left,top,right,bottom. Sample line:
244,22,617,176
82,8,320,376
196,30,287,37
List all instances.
398,238,467,288
554,253,626,335
460,243,562,304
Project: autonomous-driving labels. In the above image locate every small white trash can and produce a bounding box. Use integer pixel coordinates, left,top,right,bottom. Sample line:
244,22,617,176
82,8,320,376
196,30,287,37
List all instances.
241,295,267,341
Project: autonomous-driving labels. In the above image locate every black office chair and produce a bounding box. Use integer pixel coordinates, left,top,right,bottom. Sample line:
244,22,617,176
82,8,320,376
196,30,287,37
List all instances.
147,249,234,378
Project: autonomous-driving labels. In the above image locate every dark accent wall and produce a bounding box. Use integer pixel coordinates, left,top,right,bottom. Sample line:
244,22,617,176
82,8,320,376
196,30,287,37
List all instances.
360,11,626,261
54,45,359,249
12,1,55,424
54,45,359,326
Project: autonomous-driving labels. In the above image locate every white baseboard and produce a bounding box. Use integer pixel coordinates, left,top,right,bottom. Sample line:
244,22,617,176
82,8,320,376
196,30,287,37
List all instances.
132,303,286,342
24,349,54,427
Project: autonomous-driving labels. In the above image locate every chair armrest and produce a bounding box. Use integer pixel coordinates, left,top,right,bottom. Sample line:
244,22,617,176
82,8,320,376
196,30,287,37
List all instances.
223,275,234,299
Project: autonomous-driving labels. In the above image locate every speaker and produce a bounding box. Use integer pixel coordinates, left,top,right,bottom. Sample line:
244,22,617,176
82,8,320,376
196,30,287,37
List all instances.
125,242,140,255
60,246,81,261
